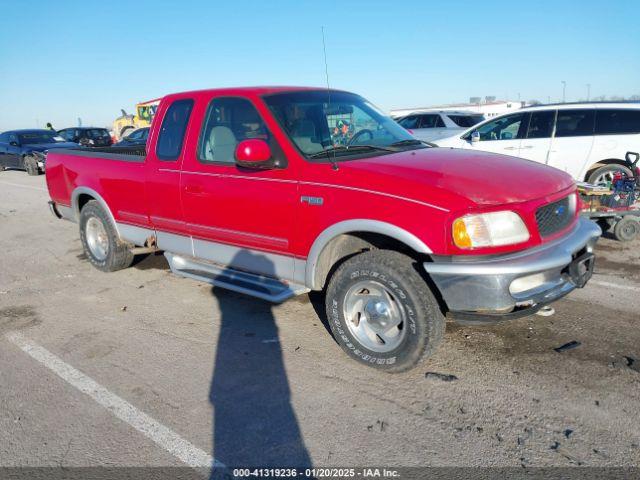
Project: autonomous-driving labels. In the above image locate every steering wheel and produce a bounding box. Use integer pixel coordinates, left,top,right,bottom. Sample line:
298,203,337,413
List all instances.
348,129,373,145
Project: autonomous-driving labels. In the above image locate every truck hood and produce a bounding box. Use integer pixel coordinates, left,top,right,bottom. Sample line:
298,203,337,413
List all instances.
339,147,574,207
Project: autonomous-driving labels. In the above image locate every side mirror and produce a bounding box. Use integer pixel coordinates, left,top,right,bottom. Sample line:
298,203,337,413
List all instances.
470,131,480,143
235,139,272,168
9,141,19,147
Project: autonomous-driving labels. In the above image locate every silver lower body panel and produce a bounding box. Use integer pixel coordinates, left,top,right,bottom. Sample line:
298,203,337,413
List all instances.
424,218,601,315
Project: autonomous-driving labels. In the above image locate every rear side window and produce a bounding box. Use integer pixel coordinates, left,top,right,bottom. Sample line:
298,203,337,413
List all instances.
418,114,443,128
555,109,595,137
198,97,270,164
595,109,640,135
156,99,194,161
526,110,555,139
447,114,484,128
87,129,110,139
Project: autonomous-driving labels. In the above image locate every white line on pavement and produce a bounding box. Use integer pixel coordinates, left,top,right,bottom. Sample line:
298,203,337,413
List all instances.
6,331,224,470
590,280,639,292
0,181,47,192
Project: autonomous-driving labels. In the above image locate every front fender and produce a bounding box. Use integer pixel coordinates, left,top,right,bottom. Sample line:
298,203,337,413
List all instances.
305,219,432,289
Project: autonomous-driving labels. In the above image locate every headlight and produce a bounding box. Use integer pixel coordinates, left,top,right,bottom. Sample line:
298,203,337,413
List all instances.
452,210,529,249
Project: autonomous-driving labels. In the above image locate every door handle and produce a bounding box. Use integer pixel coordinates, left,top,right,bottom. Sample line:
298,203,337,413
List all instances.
520,145,534,149
503,146,517,150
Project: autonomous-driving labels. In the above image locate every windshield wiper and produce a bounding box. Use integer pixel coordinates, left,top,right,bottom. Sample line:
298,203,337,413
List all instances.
389,139,433,148
308,144,397,159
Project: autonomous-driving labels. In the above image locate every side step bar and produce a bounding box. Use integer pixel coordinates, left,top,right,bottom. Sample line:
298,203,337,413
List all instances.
165,252,309,303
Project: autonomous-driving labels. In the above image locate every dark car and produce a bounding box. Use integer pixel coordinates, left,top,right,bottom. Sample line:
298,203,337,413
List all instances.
0,129,78,175
58,127,113,147
114,127,149,147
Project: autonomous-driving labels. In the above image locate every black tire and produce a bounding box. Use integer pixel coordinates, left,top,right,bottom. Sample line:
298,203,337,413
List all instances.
587,164,633,185
79,200,134,272
24,155,40,176
325,250,444,373
596,218,613,234
613,217,640,242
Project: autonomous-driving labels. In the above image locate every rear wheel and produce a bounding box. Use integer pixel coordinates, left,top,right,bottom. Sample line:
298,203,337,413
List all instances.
79,200,134,271
613,217,640,242
325,250,444,373
588,164,633,185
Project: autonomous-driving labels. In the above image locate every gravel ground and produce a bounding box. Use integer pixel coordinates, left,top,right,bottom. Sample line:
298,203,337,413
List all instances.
0,170,639,472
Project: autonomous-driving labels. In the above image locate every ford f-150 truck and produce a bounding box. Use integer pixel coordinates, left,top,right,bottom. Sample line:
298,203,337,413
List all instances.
45,87,601,372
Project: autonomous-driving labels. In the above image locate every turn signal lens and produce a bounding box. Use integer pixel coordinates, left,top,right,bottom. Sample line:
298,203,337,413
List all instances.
452,218,472,248
452,211,529,249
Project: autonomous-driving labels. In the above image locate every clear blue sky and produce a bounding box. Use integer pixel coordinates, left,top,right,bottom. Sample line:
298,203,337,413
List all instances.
1,0,638,131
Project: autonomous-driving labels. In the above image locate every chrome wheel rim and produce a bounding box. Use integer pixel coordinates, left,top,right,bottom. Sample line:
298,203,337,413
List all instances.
343,280,406,353
85,217,109,261
594,169,623,185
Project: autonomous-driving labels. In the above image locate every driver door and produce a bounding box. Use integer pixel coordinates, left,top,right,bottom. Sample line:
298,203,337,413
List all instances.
180,95,298,281
465,112,526,156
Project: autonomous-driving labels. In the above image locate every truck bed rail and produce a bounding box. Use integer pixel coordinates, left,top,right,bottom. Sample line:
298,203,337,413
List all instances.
51,145,146,163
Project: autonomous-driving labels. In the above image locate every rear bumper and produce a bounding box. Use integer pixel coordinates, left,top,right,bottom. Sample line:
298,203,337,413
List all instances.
423,218,601,322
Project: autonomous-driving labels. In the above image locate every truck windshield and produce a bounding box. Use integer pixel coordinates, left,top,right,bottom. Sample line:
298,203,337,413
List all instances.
264,91,423,159
18,131,65,144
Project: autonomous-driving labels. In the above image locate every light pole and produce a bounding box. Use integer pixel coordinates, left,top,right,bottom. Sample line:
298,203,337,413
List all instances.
561,81,566,103
586,83,591,101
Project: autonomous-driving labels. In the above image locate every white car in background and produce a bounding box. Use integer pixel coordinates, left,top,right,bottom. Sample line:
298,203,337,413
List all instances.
433,102,640,184
394,110,485,143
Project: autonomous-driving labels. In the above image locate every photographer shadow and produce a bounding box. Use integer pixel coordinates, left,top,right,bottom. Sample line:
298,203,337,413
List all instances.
209,250,311,477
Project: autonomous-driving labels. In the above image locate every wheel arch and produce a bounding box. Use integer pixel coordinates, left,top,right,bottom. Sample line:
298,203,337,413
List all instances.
583,158,628,181
71,187,120,237
305,220,432,290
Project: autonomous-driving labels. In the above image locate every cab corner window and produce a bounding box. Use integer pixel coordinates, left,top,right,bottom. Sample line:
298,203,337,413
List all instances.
198,97,270,164
555,109,595,137
156,99,194,161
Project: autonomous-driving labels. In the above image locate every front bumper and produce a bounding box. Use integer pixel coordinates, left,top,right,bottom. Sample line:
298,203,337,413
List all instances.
424,218,601,323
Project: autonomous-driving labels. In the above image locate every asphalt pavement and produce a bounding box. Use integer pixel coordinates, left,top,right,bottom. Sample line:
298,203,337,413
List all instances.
1,170,639,474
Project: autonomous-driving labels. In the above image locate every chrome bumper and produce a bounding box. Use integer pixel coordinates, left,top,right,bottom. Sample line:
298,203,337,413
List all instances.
424,218,601,321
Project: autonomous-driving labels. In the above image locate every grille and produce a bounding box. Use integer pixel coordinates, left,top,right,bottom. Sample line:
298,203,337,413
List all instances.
536,196,573,237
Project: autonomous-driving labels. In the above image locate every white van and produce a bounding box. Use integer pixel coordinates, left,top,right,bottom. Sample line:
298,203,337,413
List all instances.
433,103,640,183
395,110,485,143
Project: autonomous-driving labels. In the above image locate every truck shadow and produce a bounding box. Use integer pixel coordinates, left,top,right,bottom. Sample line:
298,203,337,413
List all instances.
209,250,311,477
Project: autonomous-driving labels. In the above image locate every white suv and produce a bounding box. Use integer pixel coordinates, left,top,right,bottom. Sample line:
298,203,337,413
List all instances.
395,110,485,143
433,103,640,183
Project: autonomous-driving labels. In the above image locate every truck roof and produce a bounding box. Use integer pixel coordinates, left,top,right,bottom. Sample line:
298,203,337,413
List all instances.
162,86,346,100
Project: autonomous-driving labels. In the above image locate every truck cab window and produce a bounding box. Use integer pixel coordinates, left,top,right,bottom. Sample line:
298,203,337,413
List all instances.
156,99,194,161
198,97,270,164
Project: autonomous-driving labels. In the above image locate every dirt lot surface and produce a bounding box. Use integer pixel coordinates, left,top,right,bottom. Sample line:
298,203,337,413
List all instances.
1,171,639,473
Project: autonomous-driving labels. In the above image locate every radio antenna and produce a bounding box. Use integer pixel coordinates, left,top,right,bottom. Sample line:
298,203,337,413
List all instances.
321,26,339,171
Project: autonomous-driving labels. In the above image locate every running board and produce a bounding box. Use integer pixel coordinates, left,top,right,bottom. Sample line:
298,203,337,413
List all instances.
164,252,309,303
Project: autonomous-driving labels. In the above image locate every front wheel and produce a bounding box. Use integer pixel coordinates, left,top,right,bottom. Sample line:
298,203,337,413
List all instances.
79,200,134,272
325,250,444,373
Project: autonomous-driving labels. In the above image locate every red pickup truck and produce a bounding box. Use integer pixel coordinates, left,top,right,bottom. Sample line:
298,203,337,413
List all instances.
46,87,600,372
